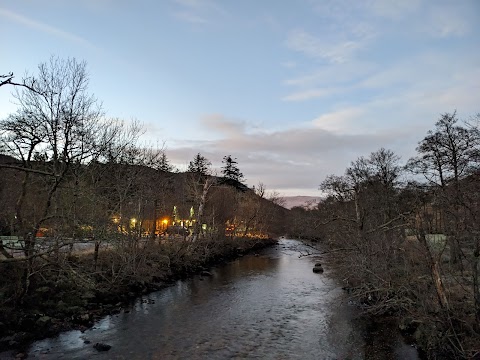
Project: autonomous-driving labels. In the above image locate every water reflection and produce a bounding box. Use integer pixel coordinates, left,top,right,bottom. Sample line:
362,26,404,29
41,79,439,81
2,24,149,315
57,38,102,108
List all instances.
19,239,418,360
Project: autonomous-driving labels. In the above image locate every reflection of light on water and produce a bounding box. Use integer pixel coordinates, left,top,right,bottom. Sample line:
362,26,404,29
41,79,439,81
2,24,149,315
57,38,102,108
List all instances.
30,330,85,353
25,238,419,360
95,316,112,331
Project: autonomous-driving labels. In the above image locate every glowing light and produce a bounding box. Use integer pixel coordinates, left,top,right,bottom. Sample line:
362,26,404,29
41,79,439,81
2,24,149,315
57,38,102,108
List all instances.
130,218,137,228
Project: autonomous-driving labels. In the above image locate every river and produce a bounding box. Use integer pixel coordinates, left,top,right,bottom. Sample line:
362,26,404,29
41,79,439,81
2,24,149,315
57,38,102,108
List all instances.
21,238,418,359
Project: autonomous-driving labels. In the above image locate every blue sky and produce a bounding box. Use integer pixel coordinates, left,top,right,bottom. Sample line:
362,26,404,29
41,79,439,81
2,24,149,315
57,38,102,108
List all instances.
1,0,479,196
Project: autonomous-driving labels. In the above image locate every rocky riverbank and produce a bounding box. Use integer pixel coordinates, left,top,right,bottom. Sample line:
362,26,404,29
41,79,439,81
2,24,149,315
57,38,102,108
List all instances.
302,239,477,359
0,237,277,356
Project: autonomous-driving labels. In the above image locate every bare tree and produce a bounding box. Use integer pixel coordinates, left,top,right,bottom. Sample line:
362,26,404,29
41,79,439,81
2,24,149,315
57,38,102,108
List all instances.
0,72,37,92
191,177,215,242
318,148,411,316
0,57,103,296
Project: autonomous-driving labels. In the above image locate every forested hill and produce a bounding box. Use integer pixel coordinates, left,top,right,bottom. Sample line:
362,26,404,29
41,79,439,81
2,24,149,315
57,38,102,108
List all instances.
0,157,288,240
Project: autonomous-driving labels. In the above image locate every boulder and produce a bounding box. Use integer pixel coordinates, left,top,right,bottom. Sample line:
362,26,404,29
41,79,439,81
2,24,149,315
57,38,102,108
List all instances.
35,316,52,327
0,335,15,349
2,332,33,347
312,265,324,273
93,342,112,351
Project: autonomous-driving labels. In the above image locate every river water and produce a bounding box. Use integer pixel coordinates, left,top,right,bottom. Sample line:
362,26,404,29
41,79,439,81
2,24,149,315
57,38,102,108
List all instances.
22,239,418,359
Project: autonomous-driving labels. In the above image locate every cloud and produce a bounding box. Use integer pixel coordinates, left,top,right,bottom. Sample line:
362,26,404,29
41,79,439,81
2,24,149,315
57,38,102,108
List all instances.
285,4,378,62
171,0,226,25
312,107,365,132
282,88,340,102
0,7,93,48
197,52,477,195
282,61,374,104
285,61,374,87
286,29,366,64
282,2,380,104
201,114,246,137
163,112,414,195
164,42,480,193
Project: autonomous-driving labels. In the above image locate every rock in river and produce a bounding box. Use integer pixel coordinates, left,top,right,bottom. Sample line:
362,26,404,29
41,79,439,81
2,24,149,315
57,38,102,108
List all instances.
93,342,112,351
313,263,324,273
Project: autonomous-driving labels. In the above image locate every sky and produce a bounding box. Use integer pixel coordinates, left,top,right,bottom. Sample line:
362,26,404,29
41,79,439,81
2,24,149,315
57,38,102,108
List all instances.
1,0,479,196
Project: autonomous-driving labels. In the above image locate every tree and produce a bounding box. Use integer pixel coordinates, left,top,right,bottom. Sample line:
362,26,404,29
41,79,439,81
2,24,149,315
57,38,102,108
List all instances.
408,112,478,187
318,148,410,315
157,152,175,172
191,177,215,242
407,112,479,261
221,155,244,183
0,56,104,296
187,153,211,175
408,111,480,319
0,72,37,92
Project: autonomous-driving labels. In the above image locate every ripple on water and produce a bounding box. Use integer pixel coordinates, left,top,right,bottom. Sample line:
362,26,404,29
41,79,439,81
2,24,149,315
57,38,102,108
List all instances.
19,239,419,360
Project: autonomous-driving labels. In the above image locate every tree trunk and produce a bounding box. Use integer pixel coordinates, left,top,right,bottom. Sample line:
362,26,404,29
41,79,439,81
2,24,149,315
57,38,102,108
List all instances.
192,178,213,242
418,231,449,309
431,259,449,309
94,241,100,272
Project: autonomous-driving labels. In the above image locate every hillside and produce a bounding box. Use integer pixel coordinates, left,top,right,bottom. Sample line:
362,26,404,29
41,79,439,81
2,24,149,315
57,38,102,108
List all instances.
281,196,321,209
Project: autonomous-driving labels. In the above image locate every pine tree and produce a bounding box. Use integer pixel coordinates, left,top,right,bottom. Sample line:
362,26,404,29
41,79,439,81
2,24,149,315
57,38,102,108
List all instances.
188,153,211,175
222,155,244,183
158,152,174,172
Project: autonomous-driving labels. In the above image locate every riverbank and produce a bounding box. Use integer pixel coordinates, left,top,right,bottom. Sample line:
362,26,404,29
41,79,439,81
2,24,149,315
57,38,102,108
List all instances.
300,238,476,360
0,236,276,355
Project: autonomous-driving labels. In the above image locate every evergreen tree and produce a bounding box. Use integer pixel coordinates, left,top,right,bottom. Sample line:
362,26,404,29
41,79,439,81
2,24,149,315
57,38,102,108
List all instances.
222,155,244,183
188,153,211,175
158,152,174,172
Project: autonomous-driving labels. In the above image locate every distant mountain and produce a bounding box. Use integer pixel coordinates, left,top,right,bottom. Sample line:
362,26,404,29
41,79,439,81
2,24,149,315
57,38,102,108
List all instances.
281,196,321,209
